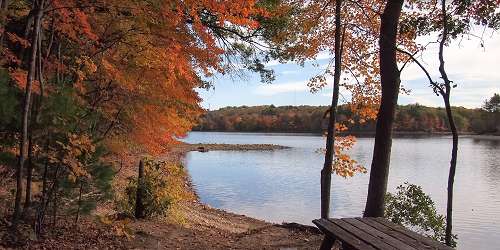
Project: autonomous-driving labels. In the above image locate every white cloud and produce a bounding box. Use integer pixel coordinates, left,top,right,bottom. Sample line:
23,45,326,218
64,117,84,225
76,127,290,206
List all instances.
405,32,500,80
265,51,333,67
254,81,310,96
399,31,500,108
316,51,333,60
280,70,301,75
265,60,283,66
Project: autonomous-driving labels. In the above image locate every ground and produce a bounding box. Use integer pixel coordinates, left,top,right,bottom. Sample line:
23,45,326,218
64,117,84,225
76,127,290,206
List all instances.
0,201,322,249
125,201,322,249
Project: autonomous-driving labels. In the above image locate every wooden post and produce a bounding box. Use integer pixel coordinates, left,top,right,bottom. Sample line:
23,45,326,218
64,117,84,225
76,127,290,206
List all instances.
135,160,145,219
320,236,335,250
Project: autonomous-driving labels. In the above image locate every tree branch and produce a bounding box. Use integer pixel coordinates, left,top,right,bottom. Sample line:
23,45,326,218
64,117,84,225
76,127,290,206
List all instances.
396,47,444,95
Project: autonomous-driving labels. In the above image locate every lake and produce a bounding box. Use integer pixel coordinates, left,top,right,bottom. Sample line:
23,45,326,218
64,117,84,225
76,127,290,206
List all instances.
182,132,500,249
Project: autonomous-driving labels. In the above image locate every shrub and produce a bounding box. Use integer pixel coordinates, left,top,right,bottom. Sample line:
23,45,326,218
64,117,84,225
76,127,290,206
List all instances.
385,183,457,247
120,158,194,218
122,159,172,218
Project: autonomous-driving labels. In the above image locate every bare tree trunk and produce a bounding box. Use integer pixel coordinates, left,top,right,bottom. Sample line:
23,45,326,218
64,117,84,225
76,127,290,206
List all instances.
135,160,145,219
320,0,343,219
0,0,9,44
35,133,50,236
52,176,59,227
13,0,44,226
56,42,61,84
363,0,404,218
444,95,458,246
25,19,46,210
24,133,34,209
437,1,458,245
74,180,84,225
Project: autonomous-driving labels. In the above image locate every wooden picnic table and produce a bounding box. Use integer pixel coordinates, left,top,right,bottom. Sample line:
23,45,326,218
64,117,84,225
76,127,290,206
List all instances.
313,217,454,250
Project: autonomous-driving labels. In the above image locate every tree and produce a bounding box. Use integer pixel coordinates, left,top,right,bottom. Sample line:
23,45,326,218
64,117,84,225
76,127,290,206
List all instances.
13,0,45,226
395,1,500,245
363,0,404,218
265,0,397,219
438,2,460,244
1,0,275,237
483,93,500,113
320,0,343,219
195,104,487,134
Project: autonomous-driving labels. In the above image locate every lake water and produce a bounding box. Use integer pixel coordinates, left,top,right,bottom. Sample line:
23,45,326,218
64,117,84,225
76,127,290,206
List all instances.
182,132,500,249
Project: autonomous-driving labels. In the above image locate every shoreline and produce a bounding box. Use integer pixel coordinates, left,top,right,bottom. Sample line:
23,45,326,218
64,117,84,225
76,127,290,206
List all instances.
172,145,319,229
161,147,323,249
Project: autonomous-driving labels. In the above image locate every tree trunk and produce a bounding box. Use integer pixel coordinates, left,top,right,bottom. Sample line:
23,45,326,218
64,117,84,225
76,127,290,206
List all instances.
52,173,59,227
135,160,145,219
13,0,44,225
444,95,458,246
26,14,46,211
74,180,84,225
363,0,404,218
437,1,458,245
0,0,9,44
320,0,342,219
24,133,34,209
35,133,50,236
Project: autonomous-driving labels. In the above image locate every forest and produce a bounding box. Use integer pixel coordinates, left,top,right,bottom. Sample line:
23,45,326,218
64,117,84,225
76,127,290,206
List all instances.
0,0,499,249
194,101,500,134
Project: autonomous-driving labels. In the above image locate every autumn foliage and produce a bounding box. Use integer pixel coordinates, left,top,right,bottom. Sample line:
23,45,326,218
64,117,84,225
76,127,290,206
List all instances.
0,0,271,241
1,0,499,247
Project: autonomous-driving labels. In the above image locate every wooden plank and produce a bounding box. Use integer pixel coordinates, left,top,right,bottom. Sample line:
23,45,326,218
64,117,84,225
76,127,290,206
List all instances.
313,219,376,250
341,218,417,250
343,218,428,250
372,218,454,250
329,218,397,250
359,218,431,250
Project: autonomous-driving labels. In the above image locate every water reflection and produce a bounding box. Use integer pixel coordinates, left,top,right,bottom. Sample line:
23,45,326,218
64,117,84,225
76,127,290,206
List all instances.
183,132,500,250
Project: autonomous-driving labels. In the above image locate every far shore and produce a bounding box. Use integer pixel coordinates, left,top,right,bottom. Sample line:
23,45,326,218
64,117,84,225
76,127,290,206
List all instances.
462,134,500,140
190,130,500,138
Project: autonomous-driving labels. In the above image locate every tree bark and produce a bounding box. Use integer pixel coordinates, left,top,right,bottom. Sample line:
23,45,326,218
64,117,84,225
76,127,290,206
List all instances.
25,17,46,210
444,95,458,246
52,167,59,227
135,160,145,219
363,0,404,218
35,133,50,236
24,133,34,209
0,0,9,44
320,0,342,219
74,180,84,225
13,0,44,225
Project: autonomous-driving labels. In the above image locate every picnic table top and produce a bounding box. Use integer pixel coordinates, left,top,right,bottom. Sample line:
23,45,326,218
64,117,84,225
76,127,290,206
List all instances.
312,217,454,250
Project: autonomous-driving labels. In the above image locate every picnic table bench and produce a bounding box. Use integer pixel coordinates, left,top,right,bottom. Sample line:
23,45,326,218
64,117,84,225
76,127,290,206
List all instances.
313,217,454,250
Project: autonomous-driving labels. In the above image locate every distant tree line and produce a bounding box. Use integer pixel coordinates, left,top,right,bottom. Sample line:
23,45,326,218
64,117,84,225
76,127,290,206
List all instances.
194,100,499,135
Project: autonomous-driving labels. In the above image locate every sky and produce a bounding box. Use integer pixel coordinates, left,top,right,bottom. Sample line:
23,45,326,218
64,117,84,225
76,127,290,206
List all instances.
198,31,500,111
